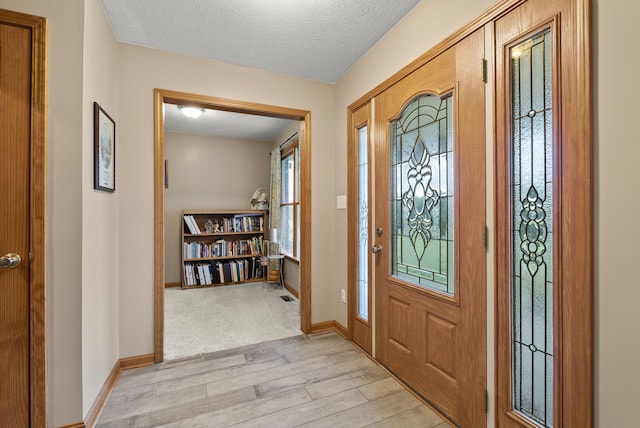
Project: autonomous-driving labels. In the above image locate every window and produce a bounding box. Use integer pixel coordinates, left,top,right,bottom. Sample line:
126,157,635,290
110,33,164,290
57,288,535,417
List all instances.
279,142,299,258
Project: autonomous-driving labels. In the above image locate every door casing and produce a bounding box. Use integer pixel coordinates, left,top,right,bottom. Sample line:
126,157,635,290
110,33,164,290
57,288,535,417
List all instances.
153,89,312,362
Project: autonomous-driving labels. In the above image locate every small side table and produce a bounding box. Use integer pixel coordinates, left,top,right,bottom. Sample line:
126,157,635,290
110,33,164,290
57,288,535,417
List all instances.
266,255,285,289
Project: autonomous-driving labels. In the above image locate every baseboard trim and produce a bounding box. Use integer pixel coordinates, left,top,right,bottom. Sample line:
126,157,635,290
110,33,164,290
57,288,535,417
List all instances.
310,320,348,339
283,281,299,298
165,281,181,288
120,353,155,370
81,353,155,428
83,359,121,428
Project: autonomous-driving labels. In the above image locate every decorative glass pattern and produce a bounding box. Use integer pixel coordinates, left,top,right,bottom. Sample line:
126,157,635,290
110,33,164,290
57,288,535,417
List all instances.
357,126,369,320
391,94,454,295
511,29,554,428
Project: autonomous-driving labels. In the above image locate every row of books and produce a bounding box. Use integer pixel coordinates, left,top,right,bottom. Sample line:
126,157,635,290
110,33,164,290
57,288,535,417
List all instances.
183,236,264,259
183,215,264,235
219,216,264,233
183,258,264,286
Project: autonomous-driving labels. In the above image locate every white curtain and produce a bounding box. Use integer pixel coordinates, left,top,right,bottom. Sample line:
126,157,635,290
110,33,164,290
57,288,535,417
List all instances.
269,148,281,231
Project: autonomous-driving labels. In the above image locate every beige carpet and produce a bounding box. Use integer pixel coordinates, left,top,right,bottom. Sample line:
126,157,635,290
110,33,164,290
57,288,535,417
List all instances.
164,282,301,360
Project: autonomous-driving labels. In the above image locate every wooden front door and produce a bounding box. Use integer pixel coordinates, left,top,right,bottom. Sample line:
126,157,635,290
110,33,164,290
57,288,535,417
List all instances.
373,28,487,427
0,9,46,427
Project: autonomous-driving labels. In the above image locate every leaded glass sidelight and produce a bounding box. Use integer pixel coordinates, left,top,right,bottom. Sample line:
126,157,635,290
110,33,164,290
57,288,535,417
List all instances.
357,125,369,320
511,29,554,428
391,94,454,295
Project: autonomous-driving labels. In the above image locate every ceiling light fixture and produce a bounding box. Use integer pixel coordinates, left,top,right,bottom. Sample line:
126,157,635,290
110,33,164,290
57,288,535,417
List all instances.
179,106,205,119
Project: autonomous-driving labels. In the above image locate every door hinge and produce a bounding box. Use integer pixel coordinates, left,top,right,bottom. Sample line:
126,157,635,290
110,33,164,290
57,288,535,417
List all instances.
482,59,488,83
482,225,489,250
483,389,489,413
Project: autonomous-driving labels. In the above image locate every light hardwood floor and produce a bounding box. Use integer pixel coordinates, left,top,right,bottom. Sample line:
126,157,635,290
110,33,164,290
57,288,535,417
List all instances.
97,332,449,427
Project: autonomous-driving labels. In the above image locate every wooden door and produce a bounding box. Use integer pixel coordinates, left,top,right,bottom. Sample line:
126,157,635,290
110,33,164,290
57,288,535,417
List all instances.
348,102,373,353
0,20,33,427
373,28,486,427
0,9,46,427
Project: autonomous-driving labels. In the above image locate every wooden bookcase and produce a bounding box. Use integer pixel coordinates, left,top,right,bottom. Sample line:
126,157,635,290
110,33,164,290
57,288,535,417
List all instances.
181,210,266,289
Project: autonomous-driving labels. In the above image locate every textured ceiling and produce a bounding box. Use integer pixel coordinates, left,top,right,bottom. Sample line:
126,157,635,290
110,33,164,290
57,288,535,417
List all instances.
101,0,421,83
103,1,421,139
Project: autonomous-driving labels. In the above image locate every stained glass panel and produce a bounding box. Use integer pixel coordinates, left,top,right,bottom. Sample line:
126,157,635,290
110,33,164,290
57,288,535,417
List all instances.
391,94,454,295
357,126,369,320
511,29,554,428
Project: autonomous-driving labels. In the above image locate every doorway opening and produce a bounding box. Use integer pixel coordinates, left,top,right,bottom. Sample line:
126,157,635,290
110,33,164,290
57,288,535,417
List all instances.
153,89,312,362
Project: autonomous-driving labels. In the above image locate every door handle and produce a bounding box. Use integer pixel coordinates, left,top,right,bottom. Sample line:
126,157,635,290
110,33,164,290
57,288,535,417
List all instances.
0,253,21,269
371,245,382,255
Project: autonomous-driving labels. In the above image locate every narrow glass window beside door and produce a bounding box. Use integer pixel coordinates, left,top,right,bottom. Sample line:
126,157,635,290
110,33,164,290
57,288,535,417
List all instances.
510,29,554,428
391,93,454,295
357,125,369,320
280,143,299,259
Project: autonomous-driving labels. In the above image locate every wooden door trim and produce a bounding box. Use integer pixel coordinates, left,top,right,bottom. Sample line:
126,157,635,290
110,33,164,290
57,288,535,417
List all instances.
0,8,48,427
494,0,593,426
30,12,47,427
153,89,312,362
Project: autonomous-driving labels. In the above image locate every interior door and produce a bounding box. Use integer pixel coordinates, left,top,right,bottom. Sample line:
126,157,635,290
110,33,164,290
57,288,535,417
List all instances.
0,18,33,426
373,28,487,427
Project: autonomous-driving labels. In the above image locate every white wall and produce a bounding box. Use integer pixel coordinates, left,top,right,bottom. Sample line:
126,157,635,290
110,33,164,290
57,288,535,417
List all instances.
81,0,120,416
164,132,272,283
593,1,640,426
117,45,336,358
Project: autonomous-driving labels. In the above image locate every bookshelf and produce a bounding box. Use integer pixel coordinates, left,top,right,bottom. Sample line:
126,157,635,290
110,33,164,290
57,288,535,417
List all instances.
181,210,267,289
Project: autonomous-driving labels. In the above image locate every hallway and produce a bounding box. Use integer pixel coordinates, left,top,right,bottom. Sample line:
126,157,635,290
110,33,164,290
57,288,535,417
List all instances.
97,332,448,427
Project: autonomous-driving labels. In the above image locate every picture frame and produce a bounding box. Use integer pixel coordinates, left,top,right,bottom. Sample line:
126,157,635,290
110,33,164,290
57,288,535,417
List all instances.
94,102,116,192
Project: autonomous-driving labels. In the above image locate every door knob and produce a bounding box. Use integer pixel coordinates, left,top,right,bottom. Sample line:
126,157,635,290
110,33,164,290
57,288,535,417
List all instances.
0,253,21,269
371,245,382,255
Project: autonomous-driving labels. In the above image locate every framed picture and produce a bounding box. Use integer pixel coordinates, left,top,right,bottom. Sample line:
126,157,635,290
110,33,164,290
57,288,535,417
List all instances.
94,102,116,192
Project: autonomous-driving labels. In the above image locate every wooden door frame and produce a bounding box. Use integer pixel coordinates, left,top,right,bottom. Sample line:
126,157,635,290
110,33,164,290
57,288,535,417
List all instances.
153,89,312,362
0,9,47,427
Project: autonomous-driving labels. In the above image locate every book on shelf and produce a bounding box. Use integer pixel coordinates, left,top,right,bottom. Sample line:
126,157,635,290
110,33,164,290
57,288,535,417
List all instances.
184,215,201,234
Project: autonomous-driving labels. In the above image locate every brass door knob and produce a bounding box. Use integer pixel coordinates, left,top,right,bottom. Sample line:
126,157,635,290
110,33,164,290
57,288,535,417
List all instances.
0,253,21,269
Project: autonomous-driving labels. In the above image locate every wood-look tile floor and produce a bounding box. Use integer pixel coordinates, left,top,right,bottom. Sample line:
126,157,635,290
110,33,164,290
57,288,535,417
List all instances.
97,332,449,427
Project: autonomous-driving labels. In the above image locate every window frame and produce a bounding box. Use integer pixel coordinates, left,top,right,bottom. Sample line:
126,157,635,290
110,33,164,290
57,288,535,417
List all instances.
279,141,300,260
